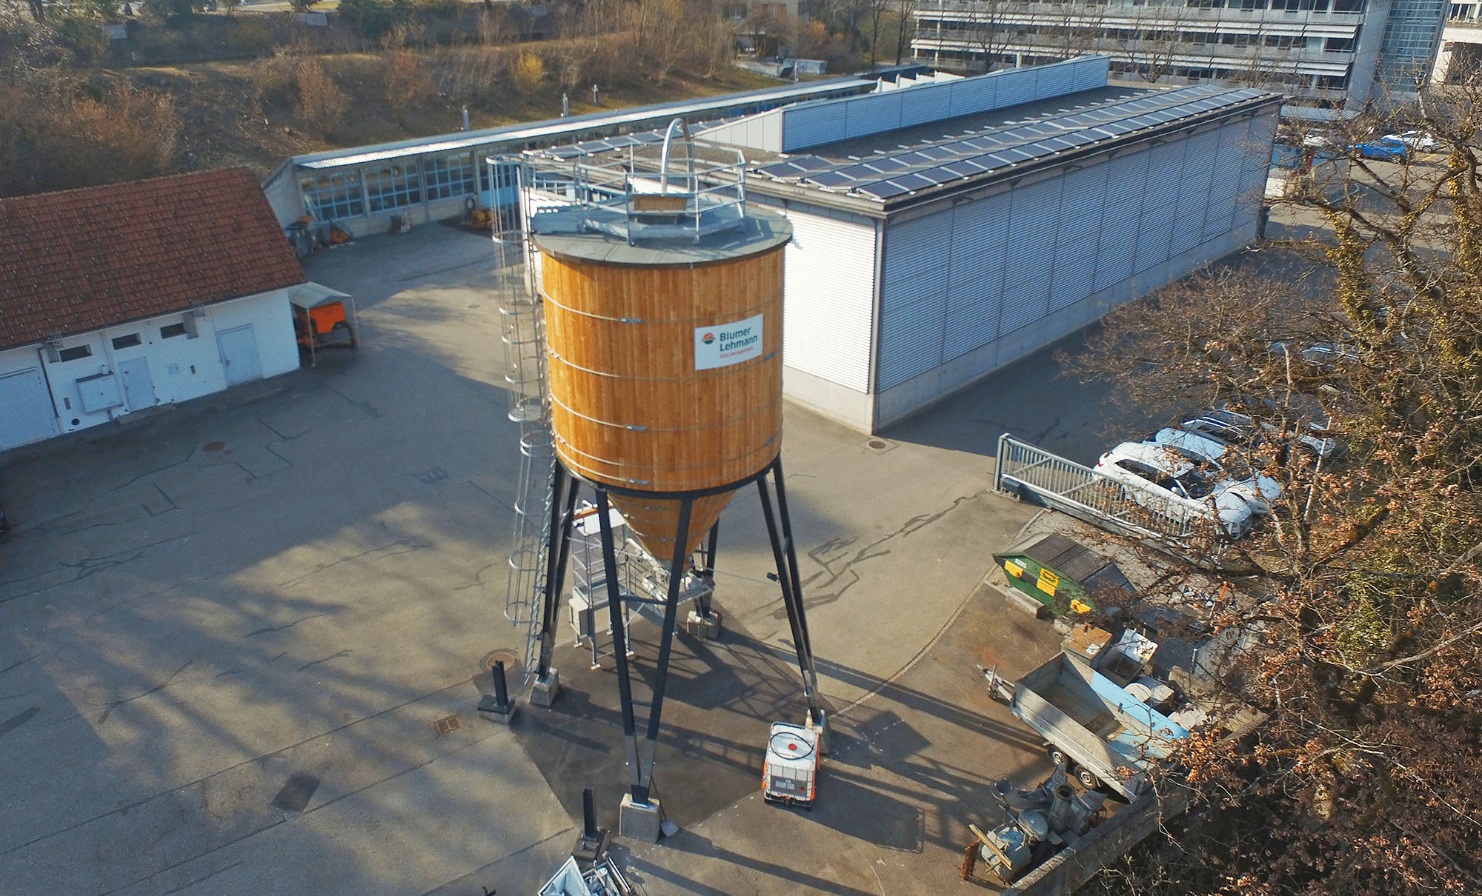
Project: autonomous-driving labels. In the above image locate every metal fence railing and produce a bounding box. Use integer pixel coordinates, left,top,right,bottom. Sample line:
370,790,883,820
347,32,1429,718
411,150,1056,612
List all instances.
994,433,1204,548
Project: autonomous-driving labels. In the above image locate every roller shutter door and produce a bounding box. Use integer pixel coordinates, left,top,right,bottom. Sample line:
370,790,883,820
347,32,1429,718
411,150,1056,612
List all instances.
1172,132,1215,256
943,191,1011,360
878,212,952,390
0,366,59,450
1002,180,1062,333
1095,150,1149,293
1135,144,1182,273
782,208,877,392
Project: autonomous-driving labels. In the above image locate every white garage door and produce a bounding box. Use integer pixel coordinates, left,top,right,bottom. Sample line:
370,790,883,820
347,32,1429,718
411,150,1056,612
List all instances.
0,366,59,450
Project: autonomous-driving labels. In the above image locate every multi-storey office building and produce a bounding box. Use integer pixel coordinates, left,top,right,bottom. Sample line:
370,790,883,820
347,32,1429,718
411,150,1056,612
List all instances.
912,0,1447,114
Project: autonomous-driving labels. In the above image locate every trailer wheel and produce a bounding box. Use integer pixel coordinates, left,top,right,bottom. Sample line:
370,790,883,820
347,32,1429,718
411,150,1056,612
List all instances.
1076,767,1100,790
1047,746,1068,767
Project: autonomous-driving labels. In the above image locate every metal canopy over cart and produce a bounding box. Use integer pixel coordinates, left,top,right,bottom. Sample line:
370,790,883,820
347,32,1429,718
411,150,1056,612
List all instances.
288,282,359,367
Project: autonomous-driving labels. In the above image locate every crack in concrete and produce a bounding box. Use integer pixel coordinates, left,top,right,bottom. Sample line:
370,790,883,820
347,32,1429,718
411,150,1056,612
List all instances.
0,706,41,737
297,649,351,672
144,483,179,517
325,384,381,418
110,446,198,493
777,492,983,620
452,561,498,594
0,655,38,676
273,538,431,590
97,659,195,726
258,419,307,442
467,477,513,511
244,615,325,639
159,859,247,895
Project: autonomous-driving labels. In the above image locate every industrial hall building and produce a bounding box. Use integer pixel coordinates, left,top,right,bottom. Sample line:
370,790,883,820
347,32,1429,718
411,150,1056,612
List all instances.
911,0,1447,116
0,170,307,452
508,56,1283,433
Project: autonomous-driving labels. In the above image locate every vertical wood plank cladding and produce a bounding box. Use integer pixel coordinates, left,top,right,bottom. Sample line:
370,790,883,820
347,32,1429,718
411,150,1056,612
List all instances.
540,245,786,559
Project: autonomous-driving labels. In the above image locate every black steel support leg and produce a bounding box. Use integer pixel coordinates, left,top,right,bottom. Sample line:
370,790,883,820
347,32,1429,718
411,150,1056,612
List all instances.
756,459,824,731
698,522,720,617
535,464,580,683
597,487,693,806
639,496,694,802
595,489,641,797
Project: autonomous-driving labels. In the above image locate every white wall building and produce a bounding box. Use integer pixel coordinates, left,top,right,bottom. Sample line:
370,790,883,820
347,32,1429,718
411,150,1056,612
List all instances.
0,170,307,452
913,0,1448,115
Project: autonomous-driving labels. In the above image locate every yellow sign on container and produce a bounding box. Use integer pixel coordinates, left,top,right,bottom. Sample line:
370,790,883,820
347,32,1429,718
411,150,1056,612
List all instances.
1037,568,1059,596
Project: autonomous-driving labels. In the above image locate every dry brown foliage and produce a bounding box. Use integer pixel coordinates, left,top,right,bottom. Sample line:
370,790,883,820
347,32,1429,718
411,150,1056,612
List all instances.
292,57,349,138
0,73,181,197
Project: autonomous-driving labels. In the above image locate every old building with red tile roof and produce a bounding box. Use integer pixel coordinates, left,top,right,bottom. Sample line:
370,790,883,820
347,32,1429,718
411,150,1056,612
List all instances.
0,170,310,450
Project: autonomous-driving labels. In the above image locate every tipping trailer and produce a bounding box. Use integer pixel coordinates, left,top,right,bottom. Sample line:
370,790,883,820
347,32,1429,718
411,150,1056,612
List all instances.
985,625,1198,799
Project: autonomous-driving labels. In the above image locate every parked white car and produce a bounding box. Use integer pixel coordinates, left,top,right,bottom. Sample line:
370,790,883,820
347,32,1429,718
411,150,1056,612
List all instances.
1095,441,1271,538
1150,427,1283,502
1383,131,1442,153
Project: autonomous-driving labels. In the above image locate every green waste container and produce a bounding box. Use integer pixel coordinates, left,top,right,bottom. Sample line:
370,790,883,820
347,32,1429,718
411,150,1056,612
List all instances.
993,534,1133,617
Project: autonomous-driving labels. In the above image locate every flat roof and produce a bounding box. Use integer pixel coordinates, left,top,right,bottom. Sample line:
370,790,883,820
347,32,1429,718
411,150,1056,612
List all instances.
748,83,1278,206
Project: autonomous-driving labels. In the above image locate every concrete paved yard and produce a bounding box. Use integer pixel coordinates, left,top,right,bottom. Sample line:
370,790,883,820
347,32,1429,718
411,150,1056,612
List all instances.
0,224,1135,895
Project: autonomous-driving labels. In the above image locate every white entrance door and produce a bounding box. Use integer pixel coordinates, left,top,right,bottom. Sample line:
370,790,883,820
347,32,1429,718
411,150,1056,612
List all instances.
217,326,262,386
0,366,59,449
119,358,156,412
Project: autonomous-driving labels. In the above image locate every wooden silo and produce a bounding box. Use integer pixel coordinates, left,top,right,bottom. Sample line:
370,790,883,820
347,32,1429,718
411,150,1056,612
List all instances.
533,213,792,563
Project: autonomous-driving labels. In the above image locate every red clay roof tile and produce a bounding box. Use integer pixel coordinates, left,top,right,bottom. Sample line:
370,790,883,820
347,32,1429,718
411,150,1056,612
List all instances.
0,169,306,351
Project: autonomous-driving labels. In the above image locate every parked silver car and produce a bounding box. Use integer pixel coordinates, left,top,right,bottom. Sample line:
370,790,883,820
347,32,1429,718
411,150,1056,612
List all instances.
1150,427,1283,502
1095,441,1271,539
1180,407,1344,461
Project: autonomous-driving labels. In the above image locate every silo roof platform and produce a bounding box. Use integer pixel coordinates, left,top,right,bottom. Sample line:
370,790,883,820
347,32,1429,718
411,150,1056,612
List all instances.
530,207,791,267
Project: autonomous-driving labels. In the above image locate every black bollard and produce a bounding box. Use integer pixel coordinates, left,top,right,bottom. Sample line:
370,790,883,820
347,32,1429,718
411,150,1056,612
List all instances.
583,788,598,837
492,661,510,711
478,659,516,723
574,786,607,861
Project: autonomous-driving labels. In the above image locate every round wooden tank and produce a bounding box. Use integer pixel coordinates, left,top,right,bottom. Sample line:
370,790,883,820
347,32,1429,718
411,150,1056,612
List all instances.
533,210,792,562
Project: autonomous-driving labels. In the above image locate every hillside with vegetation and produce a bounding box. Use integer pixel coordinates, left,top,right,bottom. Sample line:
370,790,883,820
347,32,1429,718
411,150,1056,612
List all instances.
0,0,889,198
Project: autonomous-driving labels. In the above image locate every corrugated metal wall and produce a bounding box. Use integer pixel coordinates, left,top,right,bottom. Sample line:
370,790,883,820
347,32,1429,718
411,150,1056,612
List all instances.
874,113,1267,394
780,208,878,393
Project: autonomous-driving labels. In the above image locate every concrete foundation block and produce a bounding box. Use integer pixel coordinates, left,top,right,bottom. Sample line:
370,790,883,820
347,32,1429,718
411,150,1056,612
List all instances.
682,610,723,639
1002,586,1049,620
618,794,664,842
530,670,561,707
476,693,516,724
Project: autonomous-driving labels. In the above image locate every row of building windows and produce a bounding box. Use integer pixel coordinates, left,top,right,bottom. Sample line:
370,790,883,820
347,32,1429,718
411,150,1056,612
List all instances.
52,322,190,363
301,152,479,221
924,20,1351,50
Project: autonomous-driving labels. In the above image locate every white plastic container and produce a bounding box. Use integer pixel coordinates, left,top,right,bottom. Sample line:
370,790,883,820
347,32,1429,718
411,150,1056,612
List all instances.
762,722,819,808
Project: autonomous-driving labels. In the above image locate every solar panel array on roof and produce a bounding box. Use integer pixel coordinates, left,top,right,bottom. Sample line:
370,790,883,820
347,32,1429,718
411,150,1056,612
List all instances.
547,130,669,160
750,83,1269,202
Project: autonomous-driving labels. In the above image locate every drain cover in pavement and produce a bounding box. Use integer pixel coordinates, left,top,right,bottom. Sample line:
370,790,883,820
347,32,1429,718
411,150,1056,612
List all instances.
271,773,320,812
434,714,462,735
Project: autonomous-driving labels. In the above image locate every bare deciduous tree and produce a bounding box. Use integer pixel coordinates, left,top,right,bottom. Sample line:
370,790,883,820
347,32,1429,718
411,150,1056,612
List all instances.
1067,79,1482,896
